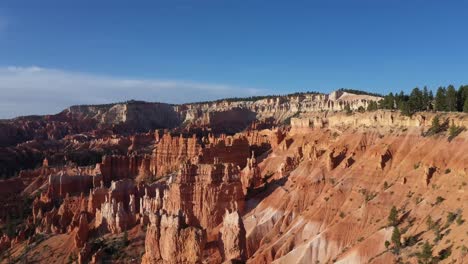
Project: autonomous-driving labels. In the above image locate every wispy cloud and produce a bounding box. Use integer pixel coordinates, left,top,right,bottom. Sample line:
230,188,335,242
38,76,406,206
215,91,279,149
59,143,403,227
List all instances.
0,66,267,119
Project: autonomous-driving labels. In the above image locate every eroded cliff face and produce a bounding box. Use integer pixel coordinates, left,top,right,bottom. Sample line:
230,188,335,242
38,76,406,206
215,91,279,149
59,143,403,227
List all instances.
177,91,382,129
0,91,378,178
1,96,467,264
243,116,467,263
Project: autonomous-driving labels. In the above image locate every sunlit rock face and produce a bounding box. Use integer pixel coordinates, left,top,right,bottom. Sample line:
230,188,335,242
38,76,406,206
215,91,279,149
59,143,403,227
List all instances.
1,91,467,263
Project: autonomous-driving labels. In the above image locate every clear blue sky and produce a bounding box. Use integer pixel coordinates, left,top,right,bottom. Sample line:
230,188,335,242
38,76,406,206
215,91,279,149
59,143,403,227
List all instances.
0,0,467,117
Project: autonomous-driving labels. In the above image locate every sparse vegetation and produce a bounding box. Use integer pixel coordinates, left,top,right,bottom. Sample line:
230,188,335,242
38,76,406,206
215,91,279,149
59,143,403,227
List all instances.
391,226,402,252
416,241,434,264
423,115,448,136
426,216,435,230
448,121,465,141
388,206,399,226
435,196,445,205
344,104,352,115
385,240,390,249
456,214,465,225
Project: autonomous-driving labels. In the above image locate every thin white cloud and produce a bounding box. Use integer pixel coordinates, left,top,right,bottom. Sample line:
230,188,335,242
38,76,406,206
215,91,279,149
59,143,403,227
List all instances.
0,66,267,119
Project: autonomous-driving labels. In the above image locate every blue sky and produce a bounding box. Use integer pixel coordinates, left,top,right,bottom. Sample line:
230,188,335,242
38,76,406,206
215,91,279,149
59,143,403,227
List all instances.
0,0,467,117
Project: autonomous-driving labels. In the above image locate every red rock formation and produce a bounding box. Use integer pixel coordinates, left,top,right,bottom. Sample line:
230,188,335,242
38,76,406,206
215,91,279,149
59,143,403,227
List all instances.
94,179,137,234
1,105,467,263
141,211,206,264
149,133,201,177
74,213,89,248
149,132,250,178
48,172,95,198
220,210,247,262
163,162,245,235
100,155,143,184
241,151,263,194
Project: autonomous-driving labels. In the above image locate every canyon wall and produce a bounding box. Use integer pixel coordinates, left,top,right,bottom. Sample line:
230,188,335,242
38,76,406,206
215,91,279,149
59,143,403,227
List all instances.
1,92,467,264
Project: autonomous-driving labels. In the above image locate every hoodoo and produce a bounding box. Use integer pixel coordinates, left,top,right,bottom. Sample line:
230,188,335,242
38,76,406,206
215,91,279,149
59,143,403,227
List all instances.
1,91,467,263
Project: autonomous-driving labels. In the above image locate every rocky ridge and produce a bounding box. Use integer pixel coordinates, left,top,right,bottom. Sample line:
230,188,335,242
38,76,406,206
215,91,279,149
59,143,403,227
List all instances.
0,91,466,264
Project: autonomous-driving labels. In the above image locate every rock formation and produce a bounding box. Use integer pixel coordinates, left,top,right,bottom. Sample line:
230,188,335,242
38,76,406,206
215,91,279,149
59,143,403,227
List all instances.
74,213,89,248
219,211,247,262
141,211,206,264
1,91,467,263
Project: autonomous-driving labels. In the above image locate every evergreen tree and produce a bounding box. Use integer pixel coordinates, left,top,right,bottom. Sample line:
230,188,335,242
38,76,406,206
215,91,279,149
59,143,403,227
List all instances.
422,86,430,110
367,101,378,111
431,115,441,133
459,85,468,112
418,241,433,264
464,96,468,113
388,206,398,226
399,101,411,116
428,90,434,110
446,85,458,111
409,87,424,112
379,92,395,109
434,87,447,111
391,226,401,249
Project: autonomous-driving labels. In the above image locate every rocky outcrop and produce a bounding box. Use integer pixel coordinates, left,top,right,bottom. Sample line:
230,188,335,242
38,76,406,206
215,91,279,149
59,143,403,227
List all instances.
148,132,250,178
379,148,392,170
327,147,347,170
100,155,143,184
74,213,89,248
142,211,206,264
95,197,130,234
220,211,247,262
163,162,245,234
178,91,383,126
48,172,95,198
424,166,437,186
1,92,467,264
241,152,263,193
94,179,137,234
149,133,201,177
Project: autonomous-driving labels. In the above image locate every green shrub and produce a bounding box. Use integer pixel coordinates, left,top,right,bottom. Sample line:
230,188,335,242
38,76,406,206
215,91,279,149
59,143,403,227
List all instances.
448,122,465,141
388,206,399,226
416,241,434,264
391,227,402,251
435,196,445,205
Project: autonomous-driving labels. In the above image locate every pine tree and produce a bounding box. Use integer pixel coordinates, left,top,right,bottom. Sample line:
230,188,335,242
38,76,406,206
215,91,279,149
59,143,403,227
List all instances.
426,216,435,230
399,101,411,116
428,90,434,110
379,92,395,109
464,96,468,113
431,115,441,133
409,87,424,112
391,226,401,249
435,87,447,111
422,86,430,110
388,206,398,226
367,101,378,111
446,85,458,111
460,85,468,112
418,241,433,264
